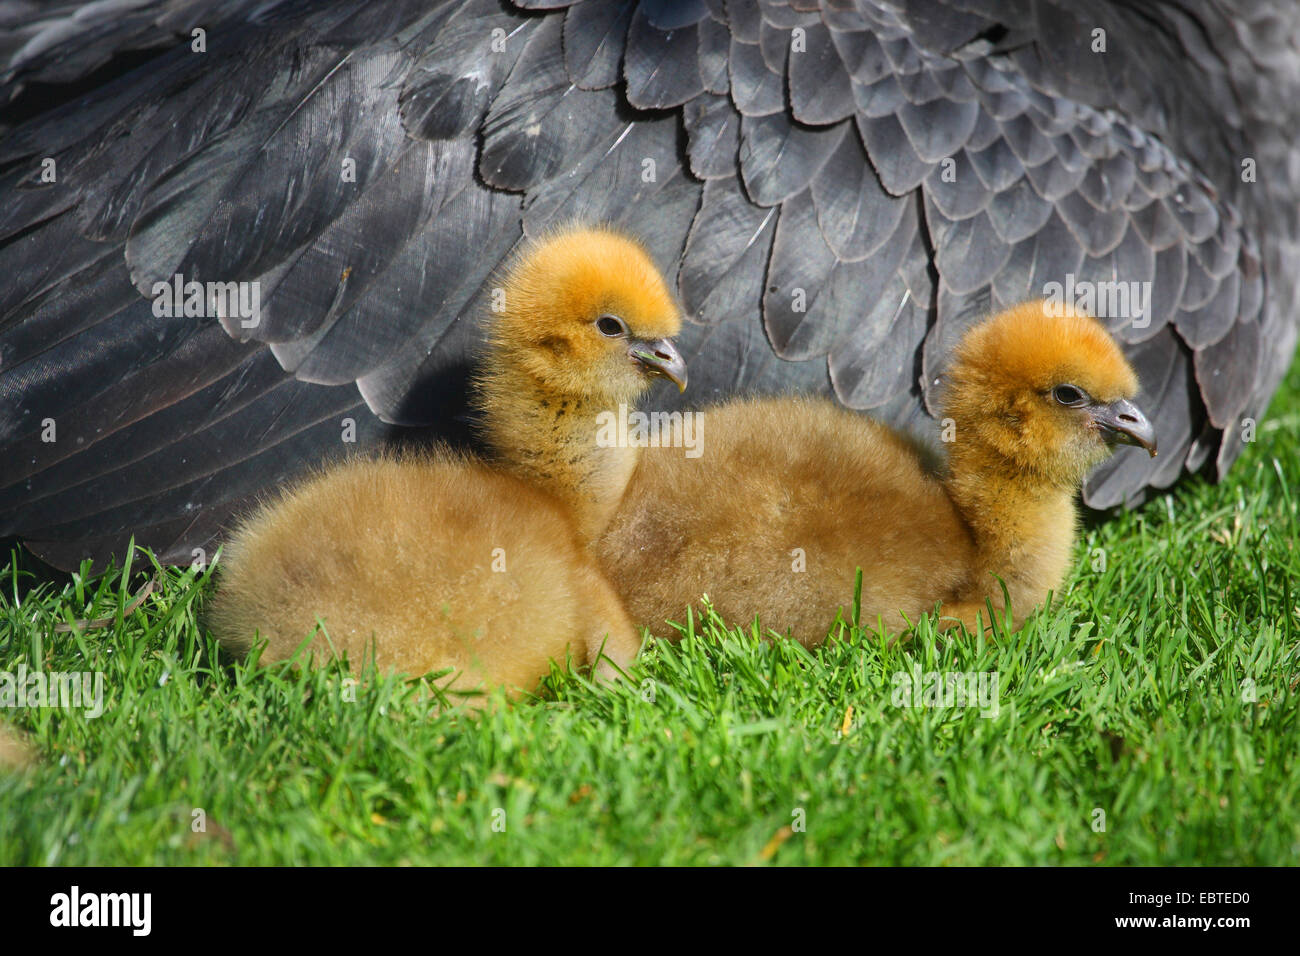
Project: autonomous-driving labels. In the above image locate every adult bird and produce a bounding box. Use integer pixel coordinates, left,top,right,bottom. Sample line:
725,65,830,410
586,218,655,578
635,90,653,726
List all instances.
1,0,1296,570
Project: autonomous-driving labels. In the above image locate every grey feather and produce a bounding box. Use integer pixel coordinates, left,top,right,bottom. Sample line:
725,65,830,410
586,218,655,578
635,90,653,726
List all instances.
399,3,524,139
1174,271,1239,350
739,113,841,206
924,149,993,219
986,177,1055,245
562,0,633,90
684,92,742,180
727,34,784,116
966,135,1024,193
696,16,731,93
1055,188,1128,256
1195,315,1261,429
623,5,703,109
3,0,1299,568
764,187,916,360
480,17,616,191
811,123,908,260
999,112,1056,166
927,202,1012,295
990,211,1084,307
857,112,936,195
896,94,979,163
828,270,928,409
640,0,710,30
788,19,854,124
678,174,776,323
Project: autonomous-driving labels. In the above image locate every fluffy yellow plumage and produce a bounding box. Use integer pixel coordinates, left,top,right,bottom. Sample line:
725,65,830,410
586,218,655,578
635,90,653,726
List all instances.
477,224,686,540
597,299,1155,642
208,453,639,701
208,225,686,699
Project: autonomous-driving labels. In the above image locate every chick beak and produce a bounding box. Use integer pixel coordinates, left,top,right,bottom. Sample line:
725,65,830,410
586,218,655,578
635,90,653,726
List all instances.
629,338,688,392
1091,398,1157,457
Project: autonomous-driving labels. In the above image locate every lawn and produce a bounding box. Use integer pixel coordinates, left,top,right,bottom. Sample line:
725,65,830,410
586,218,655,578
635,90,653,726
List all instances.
1,361,1297,866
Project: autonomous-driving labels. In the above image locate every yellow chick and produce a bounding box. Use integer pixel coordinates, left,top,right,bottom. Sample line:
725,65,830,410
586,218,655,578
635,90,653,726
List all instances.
208,226,686,700
208,453,639,700
597,300,1156,643
477,225,686,540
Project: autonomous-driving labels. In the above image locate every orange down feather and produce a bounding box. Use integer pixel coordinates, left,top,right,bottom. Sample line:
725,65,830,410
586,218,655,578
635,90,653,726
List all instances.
208,226,686,698
596,300,1155,642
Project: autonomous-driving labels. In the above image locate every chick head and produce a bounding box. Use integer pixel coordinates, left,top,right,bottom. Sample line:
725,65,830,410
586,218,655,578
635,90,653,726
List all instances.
492,225,686,403
943,299,1156,486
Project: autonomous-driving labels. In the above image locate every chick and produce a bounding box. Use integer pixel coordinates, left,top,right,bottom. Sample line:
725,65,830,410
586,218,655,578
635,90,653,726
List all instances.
935,301,1156,633
208,225,686,699
597,300,1156,644
207,453,640,700
476,225,686,540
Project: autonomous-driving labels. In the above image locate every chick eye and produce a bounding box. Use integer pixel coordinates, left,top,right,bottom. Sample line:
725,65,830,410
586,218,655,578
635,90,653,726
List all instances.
1052,384,1090,407
595,315,628,338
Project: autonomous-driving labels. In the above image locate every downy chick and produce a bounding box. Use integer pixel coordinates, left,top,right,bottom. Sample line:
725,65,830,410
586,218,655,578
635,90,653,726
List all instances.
477,225,686,540
208,453,639,700
597,300,1156,644
208,226,686,700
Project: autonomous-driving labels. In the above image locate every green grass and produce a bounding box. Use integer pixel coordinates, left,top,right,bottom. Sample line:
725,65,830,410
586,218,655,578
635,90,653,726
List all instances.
2,364,1298,866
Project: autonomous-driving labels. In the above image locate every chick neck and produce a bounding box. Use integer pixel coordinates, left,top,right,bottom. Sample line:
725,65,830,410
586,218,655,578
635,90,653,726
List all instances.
941,426,1082,621
478,363,643,544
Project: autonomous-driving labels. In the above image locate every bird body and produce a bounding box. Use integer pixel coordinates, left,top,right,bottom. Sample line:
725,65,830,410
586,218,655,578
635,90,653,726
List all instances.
936,301,1152,631
599,395,975,641
2,0,1295,571
207,225,685,695
597,301,1155,643
476,226,686,540
207,452,639,698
